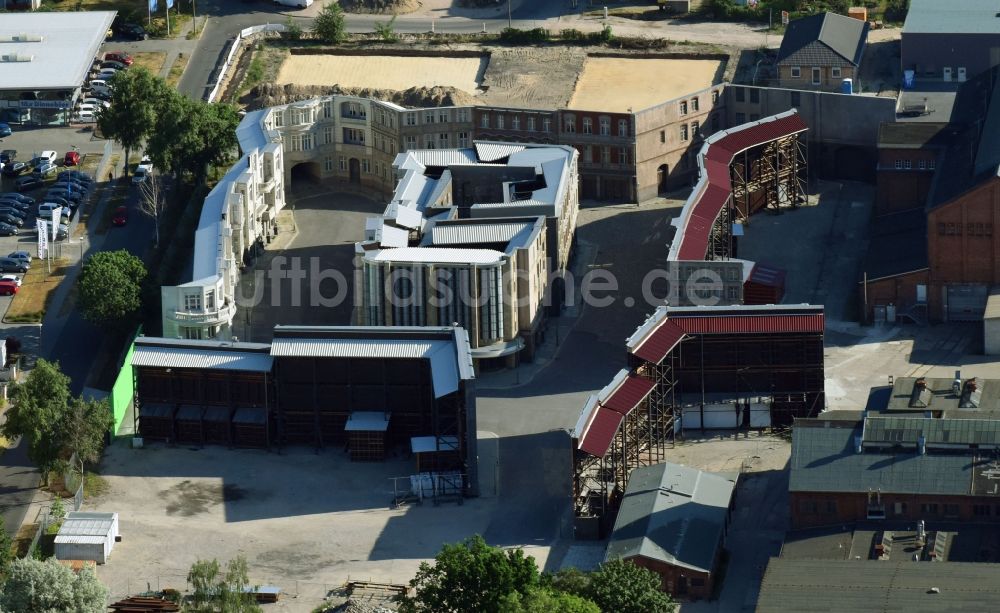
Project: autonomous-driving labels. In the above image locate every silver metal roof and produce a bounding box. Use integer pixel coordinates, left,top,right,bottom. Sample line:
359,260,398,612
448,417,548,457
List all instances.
904,0,1000,35
430,221,534,246
408,149,478,167
475,142,527,162
0,12,116,90
345,411,390,432
132,346,274,372
365,247,505,265
57,512,117,539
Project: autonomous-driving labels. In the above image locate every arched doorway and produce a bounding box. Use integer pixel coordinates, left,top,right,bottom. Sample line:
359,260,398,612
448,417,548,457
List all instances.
657,164,669,195
349,158,361,183
290,161,321,183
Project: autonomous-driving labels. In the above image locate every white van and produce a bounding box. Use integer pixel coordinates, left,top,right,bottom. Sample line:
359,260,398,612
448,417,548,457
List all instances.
274,0,312,7
37,203,59,218
73,111,97,124
38,150,57,164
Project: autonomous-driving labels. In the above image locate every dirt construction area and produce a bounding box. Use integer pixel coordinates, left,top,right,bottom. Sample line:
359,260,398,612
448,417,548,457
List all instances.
276,54,487,92
92,443,503,611
569,57,723,112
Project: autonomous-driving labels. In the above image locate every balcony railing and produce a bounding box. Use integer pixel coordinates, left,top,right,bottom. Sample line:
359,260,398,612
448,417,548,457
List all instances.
171,301,237,324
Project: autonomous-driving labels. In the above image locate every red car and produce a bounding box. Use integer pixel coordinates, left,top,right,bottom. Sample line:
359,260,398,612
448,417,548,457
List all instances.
64,151,80,166
112,206,128,226
0,280,18,296
104,51,133,66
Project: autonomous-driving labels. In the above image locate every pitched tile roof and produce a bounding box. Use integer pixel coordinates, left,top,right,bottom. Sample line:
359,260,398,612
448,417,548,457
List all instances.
777,12,869,68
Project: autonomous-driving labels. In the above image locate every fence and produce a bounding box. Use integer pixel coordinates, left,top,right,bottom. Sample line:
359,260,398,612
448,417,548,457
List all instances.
206,24,287,103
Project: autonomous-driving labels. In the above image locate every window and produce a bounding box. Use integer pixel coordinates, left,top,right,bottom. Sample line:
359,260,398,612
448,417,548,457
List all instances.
601,146,610,164
904,160,912,170
362,159,371,173
691,121,700,137
424,134,435,149
342,128,365,145
680,124,688,141
584,146,593,163
791,91,801,107
660,130,666,143
947,223,957,235
712,90,719,103
527,116,536,131
600,117,610,136
338,157,347,171
406,113,417,126
511,115,520,130
726,286,738,300
944,504,960,517
497,114,505,129
458,132,469,148
691,97,699,112
438,110,449,123
583,117,593,134
323,102,332,119
405,135,416,150
424,111,435,124
182,327,202,340
273,111,283,127
618,120,628,137
618,147,627,165
324,127,333,145
542,118,551,132
791,66,801,78
564,116,575,133
184,293,202,311
438,133,449,148
301,133,312,150
481,113,490,128
324,156,333,172
920,503,939,515
929,159,936,170
811,67,821,85
832,67,842,78
735,88,746,102
735,112,745,124
679,100,688,115
919,160,927,170
894,160,903,170
749,88,760,104
893,502,906,516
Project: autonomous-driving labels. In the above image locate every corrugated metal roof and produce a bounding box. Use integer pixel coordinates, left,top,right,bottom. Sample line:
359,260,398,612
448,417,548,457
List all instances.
578,407,624,458
632,318,686,364
606,462,736,573
430,221,534,246
864,416,1000,447
747,263,787,287
365,247,505,265
672,313,825,334
409,149,478,167
131,346,274,372
601,372,656,416
475,142,527,162
58,513,116,538
345,411,390,432
903,0,1000,35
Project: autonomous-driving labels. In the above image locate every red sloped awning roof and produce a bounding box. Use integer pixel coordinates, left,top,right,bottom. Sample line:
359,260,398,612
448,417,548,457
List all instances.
632,319,686,364
672,313,825,334
578,407,624,458
602,374,656,416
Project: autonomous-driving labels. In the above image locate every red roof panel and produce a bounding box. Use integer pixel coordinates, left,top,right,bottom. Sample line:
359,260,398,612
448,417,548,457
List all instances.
672,313,825,334
602,374,656,416
747,263,787,288
716,114,808,157
578,407,624,458
633,319,686,364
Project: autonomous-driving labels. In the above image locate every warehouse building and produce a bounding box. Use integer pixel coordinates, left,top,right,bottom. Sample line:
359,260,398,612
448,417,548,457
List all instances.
0,12,116,126
902,0,1000,82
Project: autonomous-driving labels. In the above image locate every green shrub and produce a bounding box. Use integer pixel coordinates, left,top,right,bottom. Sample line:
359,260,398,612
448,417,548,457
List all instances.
499,27,551,44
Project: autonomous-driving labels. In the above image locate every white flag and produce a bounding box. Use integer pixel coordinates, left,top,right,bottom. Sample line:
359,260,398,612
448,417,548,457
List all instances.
36,219,47,259
51,207,61,241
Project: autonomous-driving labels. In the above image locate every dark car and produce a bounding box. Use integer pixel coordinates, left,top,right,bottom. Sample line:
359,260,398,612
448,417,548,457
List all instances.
52,181,89,195
101,61,127,71
0,225,17,238
0,214,23,228
14,176,40,192
46,189,83,204
2,161,28,177
0,150,14,164
0,199,30,212
0,208,26,220
0,257,26,273
112,21,147,41
0,123,11,138
45,195,77,210
57,170,94,184
0,193,32,205
112,206,128,226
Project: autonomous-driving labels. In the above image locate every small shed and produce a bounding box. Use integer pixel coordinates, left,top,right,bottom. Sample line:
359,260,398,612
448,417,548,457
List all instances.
743,263,786,305
410,435,460,472
346,411,390,461
54,512,119,565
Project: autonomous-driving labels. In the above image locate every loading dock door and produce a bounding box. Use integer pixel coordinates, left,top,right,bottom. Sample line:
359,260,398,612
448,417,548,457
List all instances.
947,285,988,321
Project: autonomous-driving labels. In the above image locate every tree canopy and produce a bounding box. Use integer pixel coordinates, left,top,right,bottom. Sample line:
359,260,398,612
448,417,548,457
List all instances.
1,360,113,479
98,67,163,177
498,585,601,613
0,557,107,613
145,93,240,181
554,559,676,613
77,250,147,329
313,3,347,44
186,555,261,613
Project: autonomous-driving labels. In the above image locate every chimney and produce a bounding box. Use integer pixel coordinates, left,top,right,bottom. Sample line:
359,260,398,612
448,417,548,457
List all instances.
918,434,927,455
953,370,962,395
855,434,863,454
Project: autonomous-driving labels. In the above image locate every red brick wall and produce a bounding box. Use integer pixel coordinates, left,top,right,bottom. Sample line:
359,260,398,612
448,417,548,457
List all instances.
875,148,937,214
860,269,929,323
926,176,1000,319
628,556,715,600
792,491,1000,529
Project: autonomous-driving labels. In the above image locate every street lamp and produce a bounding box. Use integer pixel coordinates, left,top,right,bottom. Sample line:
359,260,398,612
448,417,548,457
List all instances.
507,0,512,29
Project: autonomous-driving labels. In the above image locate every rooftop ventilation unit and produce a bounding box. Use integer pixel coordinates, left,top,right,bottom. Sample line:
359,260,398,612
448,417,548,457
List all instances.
0,53,34,63
0,34,43,43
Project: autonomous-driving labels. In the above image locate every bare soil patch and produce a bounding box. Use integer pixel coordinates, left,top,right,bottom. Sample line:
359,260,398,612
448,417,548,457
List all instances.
276,54,484,93
569,56,723,112
245,82,478,110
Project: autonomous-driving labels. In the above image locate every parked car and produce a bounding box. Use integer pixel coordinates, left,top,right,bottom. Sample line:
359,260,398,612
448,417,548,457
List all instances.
133,157,153,185
42,196,75,212
7,252,31,264
81,98,110,109
96,69,118,81
55,224,68,241
76,103,102,115
36,151,57,165
87,89,111,102
0,208,27,220
101,60,127,72
14,176,40,191
58,170,93,184
0,198,31,211
0,150,14,164
46,190,83,205
52,180,89,195
0,123,11,138
0,274,22,287
112,206,128,226
0,214,23,228
0,224,17,237
0,193,33,205
31,163,57,179
72,111,97,124
0,280,18,296
64,151,81,166
104,51,133,66
0,258,27,273
112,21,147,41
2,161,28,177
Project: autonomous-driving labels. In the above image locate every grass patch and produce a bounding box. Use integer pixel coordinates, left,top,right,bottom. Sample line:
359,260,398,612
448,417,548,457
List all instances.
148,12,192,40
72,153,120,241
83,472,109,498
131,51,168,76
4,258,71,324
12,523,38,558
166,53,191,89
77,153,102,177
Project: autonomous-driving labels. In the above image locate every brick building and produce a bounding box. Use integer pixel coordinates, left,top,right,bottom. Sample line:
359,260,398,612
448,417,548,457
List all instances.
875,122,948,216
605,462,737,600
776,12,868,92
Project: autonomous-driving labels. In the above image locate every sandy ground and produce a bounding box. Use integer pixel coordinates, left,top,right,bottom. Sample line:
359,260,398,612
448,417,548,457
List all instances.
276,54,486,92
569,57,723,113
479,47,587,110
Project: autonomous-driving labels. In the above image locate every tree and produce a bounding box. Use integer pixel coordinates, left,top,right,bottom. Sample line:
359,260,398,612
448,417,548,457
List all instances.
585,559,675,613
137,171,166,245
499,585,600,613
0,517,15,578
77,250,147,329
374,16,398,42
313,2,347,44
97,68,163,178
1,359,72,479
58,396,114,466
399,535,539,613
0,557,108,613
186,556,261,613
146,93,239,182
